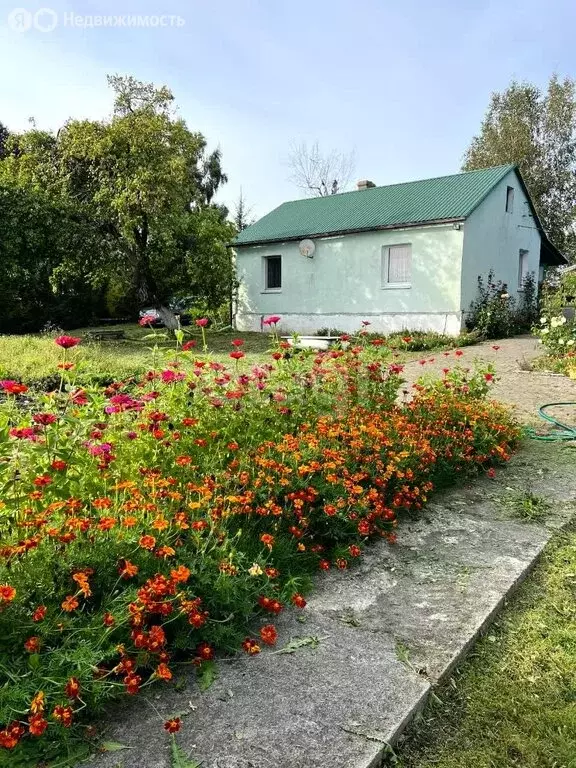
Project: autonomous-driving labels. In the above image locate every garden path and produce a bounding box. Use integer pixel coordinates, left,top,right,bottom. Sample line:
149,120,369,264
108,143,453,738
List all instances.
402,334,576,426
83,440,576,768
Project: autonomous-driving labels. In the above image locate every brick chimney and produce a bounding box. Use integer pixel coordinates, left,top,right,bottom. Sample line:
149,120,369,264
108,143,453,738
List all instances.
357,180,376,190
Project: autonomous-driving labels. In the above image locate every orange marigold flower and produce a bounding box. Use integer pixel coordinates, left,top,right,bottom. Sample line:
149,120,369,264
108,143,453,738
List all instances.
32,605,47,622
260,533,275,549
0,721,25,749
155,663,172,681
139,535,156,550
118,559,139,578
103,612,115,627
155,545,176,558
318,559,331,571
170,565,191,583
0,584,16,603
164,717,181,734
265,567,279,578
30,691,45,714
259,624,278,646
24,636,41,653
28,714,48,737
52,705,73,727
65,677,81,699
151,517,169,531
61,595,79,612
241,638,261,655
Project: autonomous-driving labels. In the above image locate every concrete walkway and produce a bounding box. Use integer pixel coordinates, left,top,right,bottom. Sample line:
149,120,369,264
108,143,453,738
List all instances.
83,440,576,768
402,335,576,425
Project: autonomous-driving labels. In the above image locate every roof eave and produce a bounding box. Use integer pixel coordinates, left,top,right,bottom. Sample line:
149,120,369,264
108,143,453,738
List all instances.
230,216,466,248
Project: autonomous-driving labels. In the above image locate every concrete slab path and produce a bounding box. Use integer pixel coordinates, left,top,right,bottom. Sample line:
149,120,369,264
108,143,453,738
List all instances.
82,440,576,768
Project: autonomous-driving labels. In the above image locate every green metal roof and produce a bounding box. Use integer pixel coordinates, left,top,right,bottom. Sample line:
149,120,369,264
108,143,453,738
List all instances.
234,164,516,246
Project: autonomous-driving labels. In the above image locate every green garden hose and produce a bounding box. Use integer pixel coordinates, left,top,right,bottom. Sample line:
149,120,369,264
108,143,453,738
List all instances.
528,402,576,441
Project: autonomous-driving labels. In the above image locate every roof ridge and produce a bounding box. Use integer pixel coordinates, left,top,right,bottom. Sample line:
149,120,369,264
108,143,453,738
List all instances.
279,164,516,205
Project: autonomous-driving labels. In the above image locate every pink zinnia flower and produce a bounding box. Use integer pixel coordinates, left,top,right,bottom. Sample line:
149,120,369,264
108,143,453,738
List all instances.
54,335,81,349
263,316,281,326
195,318,209,328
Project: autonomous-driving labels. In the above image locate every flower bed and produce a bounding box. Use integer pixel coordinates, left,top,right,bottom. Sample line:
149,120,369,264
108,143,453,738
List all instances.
0,330,519,763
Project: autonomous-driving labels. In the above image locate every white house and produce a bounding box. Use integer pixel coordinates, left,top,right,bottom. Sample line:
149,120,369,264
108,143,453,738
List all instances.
233,165,566,336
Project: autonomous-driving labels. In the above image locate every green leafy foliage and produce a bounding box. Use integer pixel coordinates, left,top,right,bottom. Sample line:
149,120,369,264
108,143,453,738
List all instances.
463,75,576,260
0,75,235,333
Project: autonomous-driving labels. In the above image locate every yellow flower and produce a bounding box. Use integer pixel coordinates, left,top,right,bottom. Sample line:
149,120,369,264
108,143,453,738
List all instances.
248,563,263,577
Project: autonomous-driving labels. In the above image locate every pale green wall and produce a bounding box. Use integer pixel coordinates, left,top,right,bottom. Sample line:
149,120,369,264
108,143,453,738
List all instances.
461,169,541,313
235,224,464,333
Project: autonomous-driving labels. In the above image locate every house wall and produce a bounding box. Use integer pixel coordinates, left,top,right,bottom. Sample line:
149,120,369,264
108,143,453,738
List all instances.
235,224,465,335
461,169,541,315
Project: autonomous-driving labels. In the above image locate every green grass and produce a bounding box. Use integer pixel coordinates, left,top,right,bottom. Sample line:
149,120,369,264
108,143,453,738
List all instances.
0,326,273,385
387,522,576,768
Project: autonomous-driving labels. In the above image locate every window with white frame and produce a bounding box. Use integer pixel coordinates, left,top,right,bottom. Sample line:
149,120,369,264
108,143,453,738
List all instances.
518,249,529,289
263,255,282,291
382,244,412,287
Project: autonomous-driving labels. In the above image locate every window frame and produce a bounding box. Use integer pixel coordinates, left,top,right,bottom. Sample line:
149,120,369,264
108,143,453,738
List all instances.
262,254,282,292
506,186,514,213
381,243,412,289
518,249,529,290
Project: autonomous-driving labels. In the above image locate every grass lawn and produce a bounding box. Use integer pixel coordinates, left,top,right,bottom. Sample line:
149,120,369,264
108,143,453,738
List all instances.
0,326,273,384
388,520,576,768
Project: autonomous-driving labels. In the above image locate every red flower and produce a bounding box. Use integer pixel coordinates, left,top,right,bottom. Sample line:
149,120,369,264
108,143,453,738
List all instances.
195,318,209,327
0,380,28,395
262,315,281,326
164,717,181,734
231,339,244,347
259,624,278,646
454,350,463,357
348,545,361,557
487,467,496,479
241,638,261,655
139,314,157,327
32,605,47,622
54,335,81,349
28,714,48,736
103,612,115,627
32,413,57,426
196,642,214,661
229,350,245,360
492,345,500,351
52,705,73,727
319,559,331,571
24,636,41,653
51,459,67,471
361,320,371,326
484,373,494,382
124,673,142,695
291,593,307,608
182,340,197,351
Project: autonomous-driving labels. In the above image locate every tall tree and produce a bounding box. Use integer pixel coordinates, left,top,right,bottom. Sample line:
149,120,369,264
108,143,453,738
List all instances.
232,188,254,231
462,76,576,259
287,141,355,197
0,122,9,159
0,76,235,328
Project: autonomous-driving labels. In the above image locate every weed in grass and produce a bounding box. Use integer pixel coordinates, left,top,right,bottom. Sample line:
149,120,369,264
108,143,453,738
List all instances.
499,488,551,521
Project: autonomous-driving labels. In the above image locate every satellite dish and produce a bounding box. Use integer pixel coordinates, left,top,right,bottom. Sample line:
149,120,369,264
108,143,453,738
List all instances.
299,239,315,258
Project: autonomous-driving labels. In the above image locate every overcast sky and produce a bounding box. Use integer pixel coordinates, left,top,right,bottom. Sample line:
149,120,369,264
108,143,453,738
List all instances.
0,0,575,218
